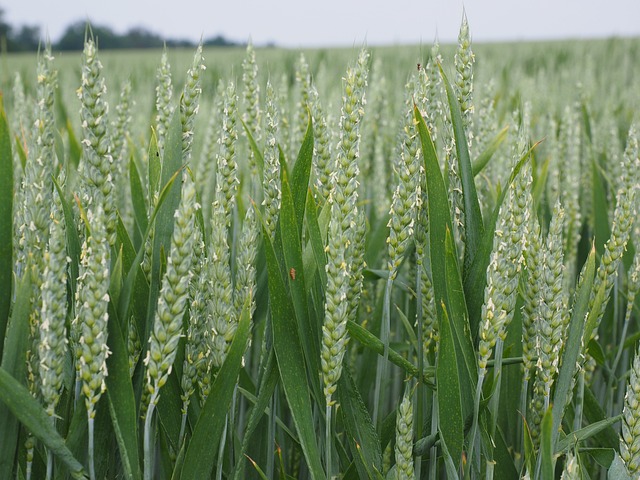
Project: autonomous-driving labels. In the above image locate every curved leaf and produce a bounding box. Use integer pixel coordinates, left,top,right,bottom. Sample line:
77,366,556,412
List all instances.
179,299,252,479
463,142,537,336
437,304,464,472
0,368,87,479
346,320,434,386
0,271,31,478
262,218,324,479
439,65,484,274
280,169,321,402
290,110,314,235
0,96,12,351
337,369,381,477
472,125,509,176
106,305,141,480
551,246,596,446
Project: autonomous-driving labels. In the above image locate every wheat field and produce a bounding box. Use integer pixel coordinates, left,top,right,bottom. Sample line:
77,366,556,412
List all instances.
1,18,640,479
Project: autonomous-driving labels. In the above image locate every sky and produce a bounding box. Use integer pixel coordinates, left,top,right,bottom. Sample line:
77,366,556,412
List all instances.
4,0,640,48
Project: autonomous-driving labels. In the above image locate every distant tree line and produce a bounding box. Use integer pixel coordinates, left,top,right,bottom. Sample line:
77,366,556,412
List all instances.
0,7,245,52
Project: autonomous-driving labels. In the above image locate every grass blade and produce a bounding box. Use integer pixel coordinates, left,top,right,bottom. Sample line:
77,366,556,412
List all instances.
539,407,554,479
262,217,324,479
463,142,536,336
551,245,596,446
439,65,484,274
437,304,464,470
346,320,434,385
106,306,141,480
290,111,314,235
472,125,509,176
414,105,454,318
0,271,31,478
0,368,87,479
233,349,279,480
280,169,321,401
337,369,382,477
556,414,622,453
0,95,12,354
179,300,251,479
444,228,477,419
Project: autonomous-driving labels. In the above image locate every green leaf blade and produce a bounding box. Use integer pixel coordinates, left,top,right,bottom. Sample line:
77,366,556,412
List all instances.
262,220,324,479
179,300,252,479
0,96,12,352
439,65,484,274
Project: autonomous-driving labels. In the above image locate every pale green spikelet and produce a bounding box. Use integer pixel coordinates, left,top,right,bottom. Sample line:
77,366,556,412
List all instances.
242,40,261,180
208,202,236,375
425,41,443,142
262,79,281,239
155,48,174,155
386,86,421,281
74,204,111,419
521,215,544,380
415,200,437,361
347,208,367,323
478,158,531,373
111,80,134,228
559,106,582,284
234,203,258,319
537,201,568,385
368,66,392,217
18,45,57,276
181,225,207,412
198,79,225,225
11,72,28,260
310,83,333,205
588,123,638,339
529,201,568,439
277,73,292,159
621,346,640,476
78,38,116,245
394,384,415,480
214,80,239,216
127,318,141,377
180,44,205,161
560,452,580,480
294,53,312,153
22,46,59,416
205,80,239,388
38,194,68,418
321,49,369,406
454,11,475,149
144,173,198,404
382,442,393,477
321,208,352,405
111,79,133,165
11,71,31,141
194,255,213,406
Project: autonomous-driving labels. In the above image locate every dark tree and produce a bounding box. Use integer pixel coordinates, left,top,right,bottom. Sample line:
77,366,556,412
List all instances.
0,7,12,50
56,21,124,50
11,25,40,51
124,27,163,49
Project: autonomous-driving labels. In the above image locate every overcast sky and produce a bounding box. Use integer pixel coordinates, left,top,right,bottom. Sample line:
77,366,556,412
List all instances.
4,0,640,47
